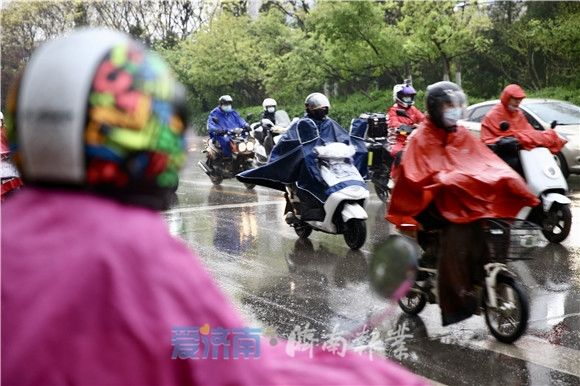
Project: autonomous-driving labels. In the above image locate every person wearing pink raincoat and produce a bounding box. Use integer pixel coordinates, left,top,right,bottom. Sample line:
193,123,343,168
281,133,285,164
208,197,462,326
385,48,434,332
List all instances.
1,28,425,386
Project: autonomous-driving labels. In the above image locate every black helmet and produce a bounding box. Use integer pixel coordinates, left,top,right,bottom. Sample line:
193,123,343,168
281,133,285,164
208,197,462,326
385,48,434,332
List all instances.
6,28,188,210
304,92,330,120
425,81,467,131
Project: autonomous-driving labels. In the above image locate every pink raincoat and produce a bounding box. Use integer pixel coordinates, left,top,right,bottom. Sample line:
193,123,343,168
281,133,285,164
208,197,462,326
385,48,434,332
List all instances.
2,188,425,386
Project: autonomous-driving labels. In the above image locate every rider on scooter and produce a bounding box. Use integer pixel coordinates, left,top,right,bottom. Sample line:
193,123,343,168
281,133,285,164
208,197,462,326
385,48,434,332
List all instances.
386,81,539,326
261,97,278,123
253,98,281,154
206,95,250,158
387,81,425,183
480,84,566,154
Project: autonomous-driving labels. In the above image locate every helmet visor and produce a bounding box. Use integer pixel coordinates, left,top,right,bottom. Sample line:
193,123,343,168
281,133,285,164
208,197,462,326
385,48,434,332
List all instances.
442,89,467,109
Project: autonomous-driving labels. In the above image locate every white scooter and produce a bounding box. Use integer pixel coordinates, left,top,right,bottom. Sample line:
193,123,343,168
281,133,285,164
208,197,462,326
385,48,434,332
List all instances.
491,122,571,243
285,141,370,250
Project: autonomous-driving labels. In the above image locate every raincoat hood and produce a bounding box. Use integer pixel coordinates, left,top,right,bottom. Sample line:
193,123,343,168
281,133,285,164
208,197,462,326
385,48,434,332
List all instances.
500,84,526,107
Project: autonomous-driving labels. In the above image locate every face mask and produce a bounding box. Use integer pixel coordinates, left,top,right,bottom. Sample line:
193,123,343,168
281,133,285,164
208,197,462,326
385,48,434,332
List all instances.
309,108,328,121
442,107,462,127
402,97,413,103
221,105,232,112
266,107,275,113
507,105,519,112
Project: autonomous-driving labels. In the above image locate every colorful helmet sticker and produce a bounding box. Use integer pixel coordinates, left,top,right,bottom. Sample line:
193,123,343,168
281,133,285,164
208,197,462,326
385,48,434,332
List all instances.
85,43,186,190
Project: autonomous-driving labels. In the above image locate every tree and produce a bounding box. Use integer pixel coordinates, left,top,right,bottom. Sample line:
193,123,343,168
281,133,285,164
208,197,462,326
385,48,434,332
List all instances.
306,1,406,96
399,0,491,82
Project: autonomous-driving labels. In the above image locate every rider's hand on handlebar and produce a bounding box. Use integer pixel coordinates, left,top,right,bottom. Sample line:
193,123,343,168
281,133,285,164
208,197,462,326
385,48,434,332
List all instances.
397,124,415,135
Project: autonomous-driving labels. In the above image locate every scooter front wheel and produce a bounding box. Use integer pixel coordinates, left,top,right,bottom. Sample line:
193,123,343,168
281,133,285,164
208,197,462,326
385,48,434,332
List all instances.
541,203,571,243
210,175,223,185
484,275,529,344
398,290,427,315
244,183,256,190
343,219,366,250
294,222,313,239
374,184,389,203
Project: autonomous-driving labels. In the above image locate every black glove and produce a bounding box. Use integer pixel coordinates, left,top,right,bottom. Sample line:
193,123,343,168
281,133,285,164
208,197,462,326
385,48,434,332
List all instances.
216,129,226,136
243,124,251,132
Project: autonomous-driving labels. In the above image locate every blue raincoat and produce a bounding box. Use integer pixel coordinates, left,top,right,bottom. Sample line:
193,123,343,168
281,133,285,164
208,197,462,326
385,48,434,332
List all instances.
207,107,248,157
237,116,368,203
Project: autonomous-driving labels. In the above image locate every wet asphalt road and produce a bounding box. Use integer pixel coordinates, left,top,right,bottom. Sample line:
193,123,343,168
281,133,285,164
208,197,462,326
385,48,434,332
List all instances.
164,135,580,385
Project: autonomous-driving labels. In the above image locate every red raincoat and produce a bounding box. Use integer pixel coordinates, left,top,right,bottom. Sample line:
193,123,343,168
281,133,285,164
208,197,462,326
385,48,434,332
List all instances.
386,118,539,228
480,84,566,154
387,105,425,130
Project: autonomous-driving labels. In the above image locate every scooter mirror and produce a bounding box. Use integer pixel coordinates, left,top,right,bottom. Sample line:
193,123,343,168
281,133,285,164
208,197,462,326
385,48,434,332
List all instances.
369,235,419,301
550,120,558,129
499,121,510,131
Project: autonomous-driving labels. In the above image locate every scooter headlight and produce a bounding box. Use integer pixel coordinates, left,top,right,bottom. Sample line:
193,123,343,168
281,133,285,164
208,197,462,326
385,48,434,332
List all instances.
238,142,247,152
246,141,254,152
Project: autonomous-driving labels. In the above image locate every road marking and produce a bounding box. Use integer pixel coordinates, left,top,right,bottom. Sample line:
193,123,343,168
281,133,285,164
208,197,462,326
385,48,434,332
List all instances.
466,335,580,378
165,200,285,215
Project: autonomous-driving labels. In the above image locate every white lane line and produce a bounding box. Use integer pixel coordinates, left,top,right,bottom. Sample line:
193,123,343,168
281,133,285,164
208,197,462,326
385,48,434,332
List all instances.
466,335,580,377
165,200,285,215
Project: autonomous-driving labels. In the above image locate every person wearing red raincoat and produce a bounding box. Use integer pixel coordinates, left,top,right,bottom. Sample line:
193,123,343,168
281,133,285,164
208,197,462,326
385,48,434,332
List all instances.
480,84,566,154
2,29,426,386
386,81,539,326
386,82,425,182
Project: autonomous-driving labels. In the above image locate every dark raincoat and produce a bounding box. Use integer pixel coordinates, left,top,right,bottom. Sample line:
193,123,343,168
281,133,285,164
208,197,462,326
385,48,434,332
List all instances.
480,84,567,154
237,116,367,203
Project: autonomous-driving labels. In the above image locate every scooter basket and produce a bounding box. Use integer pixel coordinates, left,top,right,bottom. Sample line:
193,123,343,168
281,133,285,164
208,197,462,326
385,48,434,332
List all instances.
481,219,546,261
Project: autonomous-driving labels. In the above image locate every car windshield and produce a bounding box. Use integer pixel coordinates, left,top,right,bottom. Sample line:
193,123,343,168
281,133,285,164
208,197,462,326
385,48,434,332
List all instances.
525,101,580,125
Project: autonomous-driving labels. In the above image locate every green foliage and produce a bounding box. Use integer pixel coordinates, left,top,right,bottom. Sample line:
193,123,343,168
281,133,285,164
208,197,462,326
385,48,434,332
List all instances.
2,0,579,126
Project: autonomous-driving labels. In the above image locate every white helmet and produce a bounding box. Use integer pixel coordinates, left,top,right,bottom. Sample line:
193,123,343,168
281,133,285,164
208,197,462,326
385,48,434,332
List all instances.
219,95,233,105
262,98,277,111
8,28,188,210
304,92,330,111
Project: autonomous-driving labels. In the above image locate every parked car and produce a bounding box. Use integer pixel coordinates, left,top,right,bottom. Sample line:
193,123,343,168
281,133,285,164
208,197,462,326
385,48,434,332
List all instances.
459,99,580,178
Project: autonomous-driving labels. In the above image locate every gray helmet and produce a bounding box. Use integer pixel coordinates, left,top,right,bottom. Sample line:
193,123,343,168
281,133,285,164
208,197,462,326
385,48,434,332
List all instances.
304,92,330,111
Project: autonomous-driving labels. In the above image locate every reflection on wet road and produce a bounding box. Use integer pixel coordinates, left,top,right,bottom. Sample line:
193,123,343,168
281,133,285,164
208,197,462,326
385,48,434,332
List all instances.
164,138,580,385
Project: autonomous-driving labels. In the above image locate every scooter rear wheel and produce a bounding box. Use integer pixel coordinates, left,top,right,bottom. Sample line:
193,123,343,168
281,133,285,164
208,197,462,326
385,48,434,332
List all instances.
484,275,529,344
541,204,571,243
343,219,366,250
